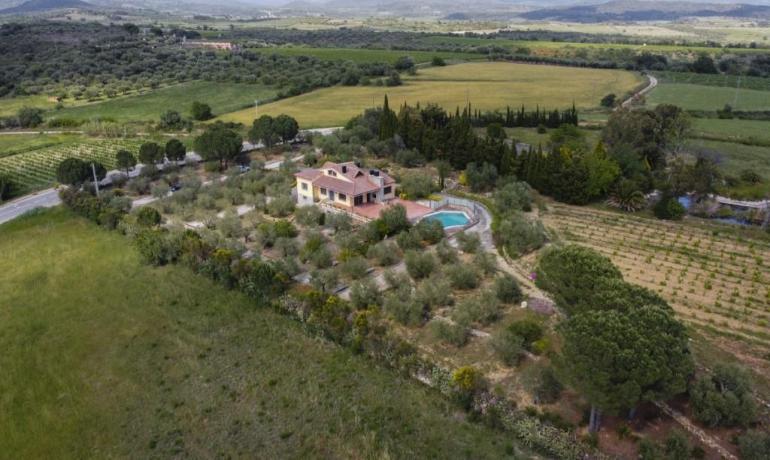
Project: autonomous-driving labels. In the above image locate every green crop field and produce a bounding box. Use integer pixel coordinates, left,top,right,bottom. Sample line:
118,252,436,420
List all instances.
0,95,59,117
255,47,483,64
656,71,770,92
687,138,770,182
221,62,642,128
691,118,770,144
51,81,277,122
647,82,770,111
0,208,523,459
0,139,143,193
0,133,87,159
416,35,766,55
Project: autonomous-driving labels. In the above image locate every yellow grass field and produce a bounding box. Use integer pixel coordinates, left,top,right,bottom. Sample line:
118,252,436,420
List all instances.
220,62,643,128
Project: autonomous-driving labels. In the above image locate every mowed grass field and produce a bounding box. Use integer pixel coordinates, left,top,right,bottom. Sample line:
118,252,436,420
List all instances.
0,209,523,459
691,118,770,144
221,62,643,128
647,82,770,111
50,81,277,122
256,46,483,64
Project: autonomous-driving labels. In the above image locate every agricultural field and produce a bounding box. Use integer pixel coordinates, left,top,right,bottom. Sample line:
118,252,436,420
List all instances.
52,81,277,123
0,208,524,459
540,203,770,381
0,133,87,159
0,95,59,117
646,82,770,111
691,118,770,145
254,47,483,65
655,71,770,92
0,139,143,193
221,62,642,128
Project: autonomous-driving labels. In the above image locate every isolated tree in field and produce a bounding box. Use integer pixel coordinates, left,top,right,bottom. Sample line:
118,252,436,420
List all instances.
115,149,137,174
691,54,718,74
248,115,279,148
600,93,617,108
559,306,692,432
431,56,446,66
394,56,415,71
190,101,213,121
138,142,163,165
165,139,186,164
159,110,186,130
17,107,43,128
56,158,91,185
194,122,242,170
274,114,299,143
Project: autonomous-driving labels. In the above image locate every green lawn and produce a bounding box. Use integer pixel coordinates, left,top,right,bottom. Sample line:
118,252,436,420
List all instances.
255,46,483,64
221,62,642,128
0,208,524,459
51,81,277,122
647,82,770,111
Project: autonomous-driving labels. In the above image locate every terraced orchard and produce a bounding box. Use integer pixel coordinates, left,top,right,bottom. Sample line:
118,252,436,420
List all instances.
0,139,143,193
541,203,770,377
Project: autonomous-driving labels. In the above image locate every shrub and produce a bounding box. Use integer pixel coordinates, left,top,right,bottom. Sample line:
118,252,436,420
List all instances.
339,256,369,280
494,274,523,304
383,269,411,290
384,286,424,326
349,278,382,310
310,268,339,293
325,212,352,232
414,219,445,245
654,195,686,220
267,195,295,217
404,250,436,280
309,247,333,269
380,204,409,235
396,228,423,251
135,206,161,227
435,239,458,264
535,367,563,404
738,430,770,460
456,232,481,253
295,205,324,227
690,364,757,427
452,290,500,326
415,276,453,309
491,328,525,366
151,182,170,199
446,264,480,290
508,319,544,350
494,181,532,212
399,173,434,199
273,219,298,238
366,240,401,266
395,148,424,167
431,319,469,347
133,228,181,266
664,431,690,460
474,251,498,275
495,213,547,257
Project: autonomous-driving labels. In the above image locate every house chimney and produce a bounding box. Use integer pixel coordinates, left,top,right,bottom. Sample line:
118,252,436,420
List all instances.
341,165,347,174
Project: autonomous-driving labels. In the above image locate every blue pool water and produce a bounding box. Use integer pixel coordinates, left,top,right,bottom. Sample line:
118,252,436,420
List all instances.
422,211,470,229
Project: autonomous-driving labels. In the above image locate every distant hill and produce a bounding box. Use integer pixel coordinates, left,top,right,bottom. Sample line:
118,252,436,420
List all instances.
520,0,770,22
0,0,92,14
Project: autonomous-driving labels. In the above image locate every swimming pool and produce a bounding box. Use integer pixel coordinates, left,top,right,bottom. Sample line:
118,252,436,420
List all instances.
422,210,470,229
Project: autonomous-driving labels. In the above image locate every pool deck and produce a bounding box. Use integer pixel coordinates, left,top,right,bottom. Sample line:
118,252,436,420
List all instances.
351,198,433,222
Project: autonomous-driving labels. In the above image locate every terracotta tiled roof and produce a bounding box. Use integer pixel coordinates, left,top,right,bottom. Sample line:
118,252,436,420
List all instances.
295,161,395,196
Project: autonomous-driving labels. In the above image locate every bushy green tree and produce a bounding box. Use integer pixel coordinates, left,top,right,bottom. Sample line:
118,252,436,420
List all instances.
190,101,213,121
56,158,91,185
194,123,243,170
115,149,136,173
138,142,164,165
559,306,693,432
690,364,757,428
165,139,186,163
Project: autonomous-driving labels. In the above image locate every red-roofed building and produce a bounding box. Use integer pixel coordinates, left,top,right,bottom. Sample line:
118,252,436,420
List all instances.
295,161,397,210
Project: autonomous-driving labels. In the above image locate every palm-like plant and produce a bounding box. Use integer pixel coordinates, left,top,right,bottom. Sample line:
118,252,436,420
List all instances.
607,180,646,212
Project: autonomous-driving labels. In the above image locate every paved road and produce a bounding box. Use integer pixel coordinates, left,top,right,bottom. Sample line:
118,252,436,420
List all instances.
0,188,61,224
